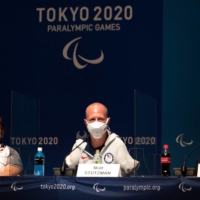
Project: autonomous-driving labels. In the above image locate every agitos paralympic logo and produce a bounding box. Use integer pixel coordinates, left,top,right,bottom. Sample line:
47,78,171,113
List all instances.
176,134,193,147
11,182,23,191
93,183,106,192
62,37,104,69
179,182,192,192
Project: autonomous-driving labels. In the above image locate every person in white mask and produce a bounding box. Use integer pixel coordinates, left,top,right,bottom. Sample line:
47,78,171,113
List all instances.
65,102,140,177
0,117,23,176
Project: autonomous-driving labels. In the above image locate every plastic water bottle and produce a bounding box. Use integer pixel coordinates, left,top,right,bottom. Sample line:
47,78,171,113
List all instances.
93,149,102,164
34,147,45,176
161,144,171,176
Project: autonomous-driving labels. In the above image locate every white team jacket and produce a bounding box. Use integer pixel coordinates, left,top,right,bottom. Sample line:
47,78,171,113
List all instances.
65,132,140,177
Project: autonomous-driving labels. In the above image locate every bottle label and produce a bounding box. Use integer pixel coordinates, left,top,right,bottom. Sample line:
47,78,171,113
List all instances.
93,154,102,164
161,157,171,163
34,157,45,165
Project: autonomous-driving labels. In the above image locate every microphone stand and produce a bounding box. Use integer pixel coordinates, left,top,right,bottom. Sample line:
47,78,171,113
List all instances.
60,138,87,175
181,143,200,176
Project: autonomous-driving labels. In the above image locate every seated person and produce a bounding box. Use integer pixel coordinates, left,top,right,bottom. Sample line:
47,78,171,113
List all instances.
0,117,23,176
65,102,140,177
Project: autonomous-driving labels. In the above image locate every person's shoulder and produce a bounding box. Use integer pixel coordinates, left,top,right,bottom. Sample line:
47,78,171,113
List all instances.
6,146,19,153
75,137,88,145
107,132,124,144
74,138,88,150
108,132,119,139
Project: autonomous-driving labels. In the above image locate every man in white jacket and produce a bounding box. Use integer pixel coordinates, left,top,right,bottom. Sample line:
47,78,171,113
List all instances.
65,102,139,177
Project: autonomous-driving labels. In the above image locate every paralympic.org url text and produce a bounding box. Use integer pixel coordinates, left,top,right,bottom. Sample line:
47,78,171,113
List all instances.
124,185,160,191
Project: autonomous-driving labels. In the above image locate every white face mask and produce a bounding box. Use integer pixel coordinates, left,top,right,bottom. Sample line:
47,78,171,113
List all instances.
86,119,109,139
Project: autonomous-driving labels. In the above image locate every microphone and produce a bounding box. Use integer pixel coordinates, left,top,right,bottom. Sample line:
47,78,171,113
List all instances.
181,143,200,176
60,137,88,175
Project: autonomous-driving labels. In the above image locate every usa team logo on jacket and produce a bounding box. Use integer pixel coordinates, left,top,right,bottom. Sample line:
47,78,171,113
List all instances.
104,153,114,164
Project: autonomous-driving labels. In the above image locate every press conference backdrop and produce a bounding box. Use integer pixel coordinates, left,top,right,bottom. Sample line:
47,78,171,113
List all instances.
1,0,164,176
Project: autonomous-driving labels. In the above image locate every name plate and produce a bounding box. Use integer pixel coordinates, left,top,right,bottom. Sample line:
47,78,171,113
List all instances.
76,164,120,177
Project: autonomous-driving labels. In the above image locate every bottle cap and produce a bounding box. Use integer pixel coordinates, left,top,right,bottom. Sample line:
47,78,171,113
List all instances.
164,144,168,149
95,149,100,154
38,147,42,151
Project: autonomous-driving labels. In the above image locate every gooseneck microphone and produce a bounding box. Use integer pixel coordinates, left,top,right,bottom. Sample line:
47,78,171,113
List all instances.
60,138,88,175
181,143,200,176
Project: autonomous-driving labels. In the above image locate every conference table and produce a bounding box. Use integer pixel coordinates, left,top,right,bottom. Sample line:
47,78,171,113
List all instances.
0,176,199,199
